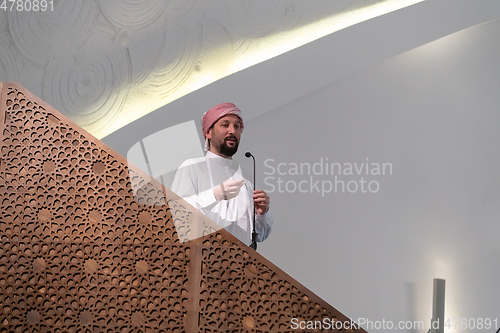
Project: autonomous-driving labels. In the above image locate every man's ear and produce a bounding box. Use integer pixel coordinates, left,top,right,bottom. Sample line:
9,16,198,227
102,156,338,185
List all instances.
206,128,212,140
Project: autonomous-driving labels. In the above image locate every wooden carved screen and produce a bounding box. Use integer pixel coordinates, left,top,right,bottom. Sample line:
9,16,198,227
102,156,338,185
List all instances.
0,83,366,333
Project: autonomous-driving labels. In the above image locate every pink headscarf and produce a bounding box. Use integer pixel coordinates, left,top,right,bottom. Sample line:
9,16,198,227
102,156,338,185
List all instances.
201,102,244,139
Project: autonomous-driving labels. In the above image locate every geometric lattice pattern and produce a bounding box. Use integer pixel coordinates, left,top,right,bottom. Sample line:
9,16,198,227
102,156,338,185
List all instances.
0,83,366,333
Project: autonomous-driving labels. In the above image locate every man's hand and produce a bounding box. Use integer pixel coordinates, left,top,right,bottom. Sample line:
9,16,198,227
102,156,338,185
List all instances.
253,190,270,215
213,179,244,201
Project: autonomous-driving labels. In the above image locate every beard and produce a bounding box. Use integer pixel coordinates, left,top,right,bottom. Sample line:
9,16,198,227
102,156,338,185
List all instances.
215,137,239,157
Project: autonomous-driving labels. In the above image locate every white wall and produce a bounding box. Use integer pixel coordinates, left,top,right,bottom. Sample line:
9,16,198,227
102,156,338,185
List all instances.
241,18,500,330
103,1,500,332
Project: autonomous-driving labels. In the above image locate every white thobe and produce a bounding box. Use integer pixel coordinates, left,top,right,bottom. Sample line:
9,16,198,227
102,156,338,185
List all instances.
170,151,273,245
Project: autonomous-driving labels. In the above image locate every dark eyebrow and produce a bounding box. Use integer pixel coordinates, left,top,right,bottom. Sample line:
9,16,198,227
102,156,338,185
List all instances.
220,119,239,125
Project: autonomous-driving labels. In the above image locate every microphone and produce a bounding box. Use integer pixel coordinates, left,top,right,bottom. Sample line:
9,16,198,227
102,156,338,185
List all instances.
245,151,257,250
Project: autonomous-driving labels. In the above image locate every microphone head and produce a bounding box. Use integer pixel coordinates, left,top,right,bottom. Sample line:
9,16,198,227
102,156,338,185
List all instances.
245,152,252,158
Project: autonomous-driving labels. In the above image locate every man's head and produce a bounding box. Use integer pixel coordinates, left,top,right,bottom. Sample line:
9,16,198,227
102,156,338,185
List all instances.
201,103,244,158
207,114,242,158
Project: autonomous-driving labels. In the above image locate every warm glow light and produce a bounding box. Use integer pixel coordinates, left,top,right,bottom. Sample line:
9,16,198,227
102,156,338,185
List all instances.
99,0,424,138
417,251,461,333
232,0,425,73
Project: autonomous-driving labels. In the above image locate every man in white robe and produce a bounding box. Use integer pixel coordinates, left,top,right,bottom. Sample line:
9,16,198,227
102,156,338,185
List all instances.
171,103,273,247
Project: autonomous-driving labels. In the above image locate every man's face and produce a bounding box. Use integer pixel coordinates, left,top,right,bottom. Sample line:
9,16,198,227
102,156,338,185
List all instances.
207,114,242,158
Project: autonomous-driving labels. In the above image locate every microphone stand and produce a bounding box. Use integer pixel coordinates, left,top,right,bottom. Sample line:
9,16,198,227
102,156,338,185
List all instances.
245,152,257,250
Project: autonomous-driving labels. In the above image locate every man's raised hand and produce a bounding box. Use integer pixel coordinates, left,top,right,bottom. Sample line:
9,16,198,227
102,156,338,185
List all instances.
213,179,244,201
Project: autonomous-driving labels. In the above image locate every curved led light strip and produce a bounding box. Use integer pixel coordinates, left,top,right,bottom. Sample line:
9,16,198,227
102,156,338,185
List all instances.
1,0,423,138
101,0,423,139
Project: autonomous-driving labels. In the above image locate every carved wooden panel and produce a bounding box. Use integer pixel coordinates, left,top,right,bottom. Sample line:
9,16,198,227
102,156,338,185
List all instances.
0,83,367,333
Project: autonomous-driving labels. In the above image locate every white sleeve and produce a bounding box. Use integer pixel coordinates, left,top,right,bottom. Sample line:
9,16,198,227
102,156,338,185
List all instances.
171,161,218,211
241,172,274,243
255,209,273,242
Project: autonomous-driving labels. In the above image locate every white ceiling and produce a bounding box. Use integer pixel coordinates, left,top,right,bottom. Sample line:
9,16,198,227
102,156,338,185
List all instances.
103,0,500,155
1,0,424,138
